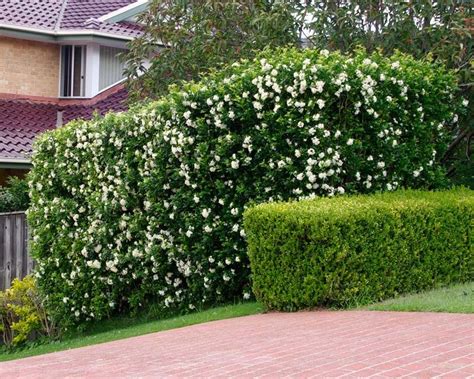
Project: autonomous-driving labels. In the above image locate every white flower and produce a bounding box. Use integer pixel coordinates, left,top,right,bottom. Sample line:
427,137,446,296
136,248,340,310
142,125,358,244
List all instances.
377,161,385,169
316,99,325,109
347,138,354,146
204,225,213,233
132,249,143,258
294,149,301,158
391,61,400,69
201,208,210,218
320,49,329,57
243,292,251,300
231,160,239,169
253,101,263,111
87,260,101,269
462,99,469,107
231,208,239,216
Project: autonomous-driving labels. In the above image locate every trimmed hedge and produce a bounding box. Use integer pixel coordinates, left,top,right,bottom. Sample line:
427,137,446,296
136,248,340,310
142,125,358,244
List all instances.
28,48,467,326
244,189,474,310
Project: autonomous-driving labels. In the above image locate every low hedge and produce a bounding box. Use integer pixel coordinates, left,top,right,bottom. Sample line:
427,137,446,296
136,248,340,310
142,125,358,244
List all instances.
244,188,473,310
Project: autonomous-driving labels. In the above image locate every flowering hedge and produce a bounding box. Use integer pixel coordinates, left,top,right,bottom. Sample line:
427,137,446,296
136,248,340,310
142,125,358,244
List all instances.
28,48,466,325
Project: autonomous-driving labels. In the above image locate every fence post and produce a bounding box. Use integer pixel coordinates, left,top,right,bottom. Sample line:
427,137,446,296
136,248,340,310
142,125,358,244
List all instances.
0,212,30,290
4,214,12,290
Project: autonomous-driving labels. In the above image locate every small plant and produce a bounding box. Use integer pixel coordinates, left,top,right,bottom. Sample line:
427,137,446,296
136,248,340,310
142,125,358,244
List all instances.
0,176,30,213
0,276,58,348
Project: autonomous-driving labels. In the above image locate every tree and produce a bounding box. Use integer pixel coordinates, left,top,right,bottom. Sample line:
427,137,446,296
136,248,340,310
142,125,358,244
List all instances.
124,0,298,100
125,0,472,184
291,0,473,185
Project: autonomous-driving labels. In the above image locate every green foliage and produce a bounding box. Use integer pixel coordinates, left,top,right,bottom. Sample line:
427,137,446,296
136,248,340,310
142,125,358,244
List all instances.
244,188,474,310
28,48,465,326
124,0,298,99
291,0,473,184
0,177,30,212
0,276,58,348
126,0,473,184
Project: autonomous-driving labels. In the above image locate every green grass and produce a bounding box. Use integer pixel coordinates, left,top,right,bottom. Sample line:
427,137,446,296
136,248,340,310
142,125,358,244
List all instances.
365,282,474,313
0,302,263,362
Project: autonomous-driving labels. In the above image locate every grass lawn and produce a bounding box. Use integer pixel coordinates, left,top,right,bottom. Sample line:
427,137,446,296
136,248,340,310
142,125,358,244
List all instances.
365,282,474,313
0,302,263,362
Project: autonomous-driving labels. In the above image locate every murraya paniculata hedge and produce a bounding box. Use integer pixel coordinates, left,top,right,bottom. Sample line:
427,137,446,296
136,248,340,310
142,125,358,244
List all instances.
244,189,473,310
28,48,468,325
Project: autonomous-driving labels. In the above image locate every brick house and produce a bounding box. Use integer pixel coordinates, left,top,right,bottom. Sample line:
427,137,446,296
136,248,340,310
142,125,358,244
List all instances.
0,0,148,184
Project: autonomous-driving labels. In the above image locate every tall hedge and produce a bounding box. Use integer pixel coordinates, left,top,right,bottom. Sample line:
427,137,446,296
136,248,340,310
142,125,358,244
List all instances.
244,189,474,310
28,48,467,325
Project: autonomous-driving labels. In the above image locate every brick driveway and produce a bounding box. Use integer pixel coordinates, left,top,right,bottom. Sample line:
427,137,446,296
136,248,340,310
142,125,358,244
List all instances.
1,311,473,378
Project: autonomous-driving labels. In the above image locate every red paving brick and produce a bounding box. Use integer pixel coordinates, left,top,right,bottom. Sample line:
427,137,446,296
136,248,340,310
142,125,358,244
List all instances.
1,311,473,378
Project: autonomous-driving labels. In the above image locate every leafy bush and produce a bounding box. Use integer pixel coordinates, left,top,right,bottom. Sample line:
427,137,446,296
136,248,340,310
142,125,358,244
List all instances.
0,276,58,348
28,48,467,326
0,177,30,213
244,188,474,310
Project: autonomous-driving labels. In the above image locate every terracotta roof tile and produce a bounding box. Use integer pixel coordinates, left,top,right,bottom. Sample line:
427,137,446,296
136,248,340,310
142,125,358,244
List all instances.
0,0,143,38
0,86,128,160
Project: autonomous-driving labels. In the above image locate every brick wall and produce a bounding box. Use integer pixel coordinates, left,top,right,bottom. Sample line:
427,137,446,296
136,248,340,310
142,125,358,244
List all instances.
0,37,60,98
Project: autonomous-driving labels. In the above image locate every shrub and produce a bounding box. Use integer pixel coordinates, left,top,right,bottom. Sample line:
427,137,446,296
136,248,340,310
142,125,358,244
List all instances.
0,177,30,213
0,276,58,348
244,188,474,310
28,48,467,326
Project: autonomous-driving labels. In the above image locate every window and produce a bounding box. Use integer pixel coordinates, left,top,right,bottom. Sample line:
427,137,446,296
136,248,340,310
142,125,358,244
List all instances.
60,45,86,97
99,46,127,90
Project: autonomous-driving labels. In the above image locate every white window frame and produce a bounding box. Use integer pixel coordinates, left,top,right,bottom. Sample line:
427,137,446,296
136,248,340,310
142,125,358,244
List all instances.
59,45,87,98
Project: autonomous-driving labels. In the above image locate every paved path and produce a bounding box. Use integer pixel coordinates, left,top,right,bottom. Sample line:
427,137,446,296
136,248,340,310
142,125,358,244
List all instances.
1,311,473,378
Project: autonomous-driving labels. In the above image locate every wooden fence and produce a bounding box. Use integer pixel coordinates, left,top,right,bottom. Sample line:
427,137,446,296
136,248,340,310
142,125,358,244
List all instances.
0,212,33,291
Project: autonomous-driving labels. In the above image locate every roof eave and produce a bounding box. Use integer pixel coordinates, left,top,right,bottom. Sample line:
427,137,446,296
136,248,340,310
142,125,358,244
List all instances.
0,157,32,169
0,23,137,42
98,0,149,23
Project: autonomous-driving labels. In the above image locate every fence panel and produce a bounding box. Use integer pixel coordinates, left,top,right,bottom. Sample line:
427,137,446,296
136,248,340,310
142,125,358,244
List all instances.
0,212,31,290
